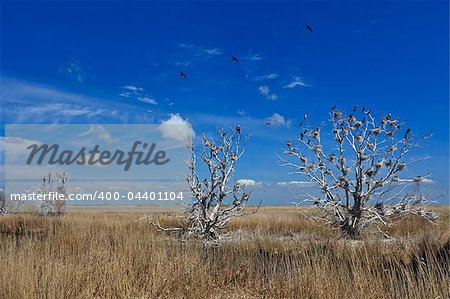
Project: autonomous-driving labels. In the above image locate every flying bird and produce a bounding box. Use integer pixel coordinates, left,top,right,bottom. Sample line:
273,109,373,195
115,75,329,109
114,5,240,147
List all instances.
305,25,313,32
230,55,239,63
265,122,271,126
179,71,188,79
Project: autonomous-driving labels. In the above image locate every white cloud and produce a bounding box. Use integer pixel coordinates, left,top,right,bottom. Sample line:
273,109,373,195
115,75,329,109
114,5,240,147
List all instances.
258,85,279,101
255,73,280,81
284,77,310,89
92,125,118,144
0,137,43,161
178,43,195,48
61,58,92,83
277,181,315,186
237,110,247,117
1,77,150,124
122,85,144,92
204,48,223,56
120,85,159,106
20,103,106,118
265,113,292,127
237,179,262,187
138,97,158,105
258,85,270,95
248,54,263,61
157,114,195,144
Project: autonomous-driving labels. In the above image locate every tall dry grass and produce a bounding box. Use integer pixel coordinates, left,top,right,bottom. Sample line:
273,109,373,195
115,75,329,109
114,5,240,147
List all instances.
0,206,448,299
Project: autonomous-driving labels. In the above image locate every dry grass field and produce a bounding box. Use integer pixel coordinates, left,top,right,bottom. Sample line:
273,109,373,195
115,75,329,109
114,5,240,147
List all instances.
0,206,449,299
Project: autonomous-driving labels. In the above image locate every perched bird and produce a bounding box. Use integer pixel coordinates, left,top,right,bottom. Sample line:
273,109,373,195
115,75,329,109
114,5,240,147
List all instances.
353,105,358,113
304,114,308,120
265,122,272,126
331,105,336,110
298,122,303,127
235,125,241,134
179,71,188,79
404,128,411,139
284,141,292,147
305,25,313,32
300,132,304,140
230,55,239,63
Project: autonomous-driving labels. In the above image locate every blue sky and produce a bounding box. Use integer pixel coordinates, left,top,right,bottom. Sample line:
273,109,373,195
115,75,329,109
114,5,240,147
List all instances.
1,1,448,204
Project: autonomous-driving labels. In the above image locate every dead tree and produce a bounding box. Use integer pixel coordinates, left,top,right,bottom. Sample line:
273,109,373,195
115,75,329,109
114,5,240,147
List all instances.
151,126,256,244
279,107,437,239
37,172,69,216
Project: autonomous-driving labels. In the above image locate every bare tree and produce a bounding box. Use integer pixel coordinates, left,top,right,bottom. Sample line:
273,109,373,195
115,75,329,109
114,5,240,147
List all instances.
37,172,69,216
279,107,437,239
151,126,257,244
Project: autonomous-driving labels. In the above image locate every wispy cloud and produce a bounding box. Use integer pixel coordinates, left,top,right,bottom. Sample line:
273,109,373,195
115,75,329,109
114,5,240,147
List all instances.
138,97,158,105
60,58,93,83
258,85,279,101
1,77,155,124
277,181,315,186
178,43,195,49
237,110,247,117
203,48,223,56
236,179,263,187
284,76,310,89
265,113,292,127
120,85,158,106
79,125,119,144
176,43,224,60
123,85,144,92
247,53,264,61
255,73,280,81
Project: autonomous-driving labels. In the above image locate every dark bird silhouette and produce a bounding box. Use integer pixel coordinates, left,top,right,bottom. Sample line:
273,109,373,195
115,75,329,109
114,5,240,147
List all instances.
230,55,239,63
331,105,336,110
265,122,271,126
404,128,411,139
179,71,188,79
235,125,241,134
298,122,303,127
353,105,358,113
300,132,304,140
305,25,313,32
284,141,292,147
